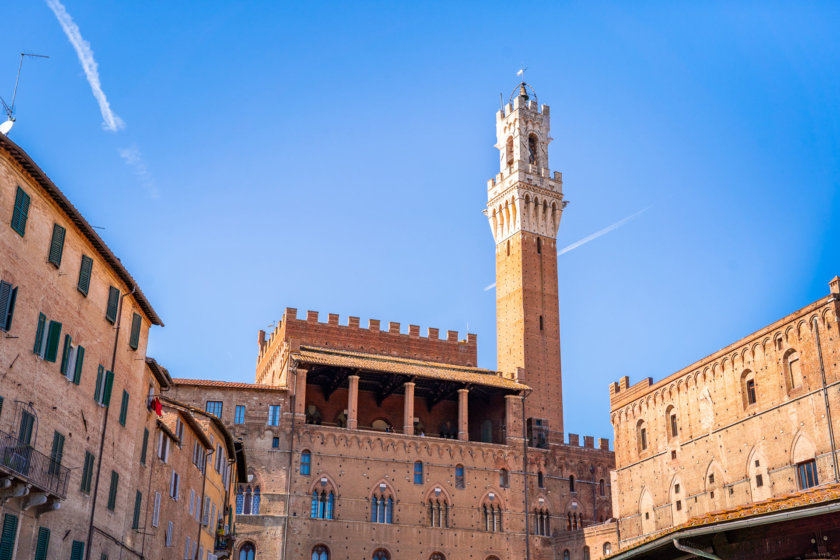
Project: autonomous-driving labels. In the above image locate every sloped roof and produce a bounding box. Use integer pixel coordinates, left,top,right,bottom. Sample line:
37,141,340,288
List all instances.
172,378,286,391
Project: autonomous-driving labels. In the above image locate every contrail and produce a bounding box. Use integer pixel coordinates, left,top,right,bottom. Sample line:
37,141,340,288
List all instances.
46,0,125,132
558,206,650,256
484,283,496,291
118,145,158,199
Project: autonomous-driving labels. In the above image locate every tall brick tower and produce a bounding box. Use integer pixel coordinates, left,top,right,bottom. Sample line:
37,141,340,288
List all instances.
486,82,566,439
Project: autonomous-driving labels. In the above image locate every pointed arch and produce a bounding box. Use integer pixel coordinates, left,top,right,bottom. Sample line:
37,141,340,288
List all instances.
639,488,655,535
746,446,771,502
669,475,686,525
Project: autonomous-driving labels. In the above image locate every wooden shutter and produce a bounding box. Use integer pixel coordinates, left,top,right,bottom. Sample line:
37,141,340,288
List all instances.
33,313,46,354
60,334,72,375
119,390,129,426
129,313,141,350
44,321,62,362
94,365,104,402
0,513,19,560
0,281,15,331
73,346,85,385
11,186,30,236
70,540,85,560
103,370,114,406
132,491,142,529
49,431,65,474
34,527,50,560
107,470,119,510
152,492,161,527
140,427,149,465
81,451,94,493
48,224,66,267
106,286,120,323
78,255,93,295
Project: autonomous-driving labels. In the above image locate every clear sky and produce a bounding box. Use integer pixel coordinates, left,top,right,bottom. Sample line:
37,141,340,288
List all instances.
3,2,838,442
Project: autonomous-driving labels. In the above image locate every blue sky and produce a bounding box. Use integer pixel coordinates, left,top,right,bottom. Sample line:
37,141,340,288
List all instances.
3,2,838,441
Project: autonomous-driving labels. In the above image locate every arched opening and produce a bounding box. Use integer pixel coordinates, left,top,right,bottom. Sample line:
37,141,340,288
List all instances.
429,554,446,560
312,545,329,560
505,136,514,166
741,370,757,407
603,542,612,555
481,498,503,533
528,134,538,165
583,546,590,560
599,479,605,496
563,550,570,560
239,543,256,560
665,405,678,440
370,482,395,524
372,550,390,560
427,489,450,528
455,464,465,489
569,474,575,492
636,420,648,454
310,478,336,520
499,468,509,488
784,349,803,389
534,507,551,536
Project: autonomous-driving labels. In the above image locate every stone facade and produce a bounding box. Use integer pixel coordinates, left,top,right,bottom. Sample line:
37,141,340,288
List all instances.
608,277,840,549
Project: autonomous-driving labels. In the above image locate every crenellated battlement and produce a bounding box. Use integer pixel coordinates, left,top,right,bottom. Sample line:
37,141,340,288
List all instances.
563,433,611,451
496,99,550,122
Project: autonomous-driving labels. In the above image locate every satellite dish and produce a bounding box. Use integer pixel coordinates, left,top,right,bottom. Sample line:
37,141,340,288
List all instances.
0,119,13,135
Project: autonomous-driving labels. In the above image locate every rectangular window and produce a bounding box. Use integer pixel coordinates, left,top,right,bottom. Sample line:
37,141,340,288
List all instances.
676,500,682,511
48,223,66,267
205,401,223,417
49,431,65,474
670,414,678,437
77,255,93,296
129,313,141,350
756,474,764,487
119,390,129,426
414,461,423,484
132,491,142,529
107,470,119,510
34,526,50,560
140,428,149,465
80,451,95,493
170,469,180,500
70,540,85,560
152,492,161,527
94,366,114,406
44,320,62,362
746,379,757,405
709,473,715,484
640,428,648,451
10,185,30,236
106,286,120,324
268,404,281,426
797,459,818,489
158,432,171,463
33,313,46,355
234,405,246,424
0,513,19,559
0,281,17,332
300,451,311,475
272,437,280,448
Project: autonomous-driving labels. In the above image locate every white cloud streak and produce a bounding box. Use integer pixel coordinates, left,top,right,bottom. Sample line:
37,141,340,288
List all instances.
558,206,650,256
46,0,124,132
484,282,496,291
118,145,158,198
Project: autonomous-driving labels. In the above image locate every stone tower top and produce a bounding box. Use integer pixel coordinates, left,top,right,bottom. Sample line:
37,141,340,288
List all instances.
486,82,566,243
830,275,840,295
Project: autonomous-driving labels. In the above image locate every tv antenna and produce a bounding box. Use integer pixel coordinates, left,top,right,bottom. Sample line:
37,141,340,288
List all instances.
1,53,50,136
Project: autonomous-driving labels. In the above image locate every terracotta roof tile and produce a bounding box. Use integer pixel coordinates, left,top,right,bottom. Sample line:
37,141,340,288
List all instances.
172,378,286,391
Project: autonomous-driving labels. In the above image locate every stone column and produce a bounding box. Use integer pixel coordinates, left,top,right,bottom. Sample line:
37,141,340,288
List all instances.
347,375,360,430
458,388,469,441
294,368,308,419
403,382,415,435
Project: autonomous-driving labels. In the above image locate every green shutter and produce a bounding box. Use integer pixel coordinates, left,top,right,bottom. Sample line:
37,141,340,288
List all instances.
33,313,46,354
103,371,114,407
44,321,62,362
47,223,65,267
70,540,85,560
0,396,3,417
59,334,72,375
81,451,94,493
0,513,18,560
106,286,120,324
119,391,129,426
78,255,93,296
140,428,149,465
129,313,141,350
34,527,50,560
10,186,30,237
73,346,85,385
94,365,104,402
49,431,64,474
107,470,119,510
0,282,15,331
132,490,142,529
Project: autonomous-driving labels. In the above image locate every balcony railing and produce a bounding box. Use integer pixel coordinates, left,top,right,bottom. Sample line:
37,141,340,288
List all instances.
0,429,70,499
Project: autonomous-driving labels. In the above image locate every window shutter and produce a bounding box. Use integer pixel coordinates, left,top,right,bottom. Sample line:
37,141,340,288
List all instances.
129,313,141,350
140,428,149,465
81,451,95,493
106,286,120,323
73,346,85,385
78,255,93,295
103,370,114,407
11,186,30,236
33,313,46,354
34,527,50,560
94,366,104,402
0,282,15,331
119,390,129,426
132,491,142,529
0,513,18,560
48,224,66,267
152,492,161,527
107,470,119,510
70,540,85,560
60,334,72,375
49,431,65,474
44,321,62,362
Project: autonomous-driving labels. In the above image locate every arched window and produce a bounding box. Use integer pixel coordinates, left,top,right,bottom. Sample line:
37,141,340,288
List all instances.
499,469,509,488
665,405,678,439
300,450,311,475
528,134,538,165
252,486,261,514
370,484,394,524
583,546,591,560
414,461,423,484
239,543,255,560
312,545,329,560
427,492,450,528
637,420,648,453
430,554,446,560
310,482,336,520
538,471,545,488
599,479,606,496
534,507,550,536
741,370,757,407
235,486,244,514
563,550,570,560
455,465,465,489
505,136,514,167
785,349,803,389
372,549,390,560
603,542,612,555
569,474,575,492
481,496,503,533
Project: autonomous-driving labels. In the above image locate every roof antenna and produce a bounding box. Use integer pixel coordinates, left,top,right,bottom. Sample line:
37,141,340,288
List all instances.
1,53,50,136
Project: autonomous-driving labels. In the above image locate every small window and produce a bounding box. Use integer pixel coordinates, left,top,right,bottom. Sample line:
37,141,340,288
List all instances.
539,315,544,331
528,134,538,165
272,437,280,449
536,237,542,254
671,450,677,460
500,468,509,488
746,379,757,405
107,470,119,510
599,479,605,496
538,471,544,488
301,451,311,475
797,459,818,489
506,240,510,256
603,542,612,555
106,286,120,324
129,313,141,350
80,451,95,494
235,405,246,424
569,475,575,492
312,545,330,560
640,428,648,451
755,459,760,467
414,461,423,484
708,473,715,484
268,404,281,426
10,186,31,236
644,512,649,520
676,500,682,511
205,401,223,417
670,414,678,437
48,223,66,267
77,255,93,296
674,483,680,494
756,474,764,487
132,491,142,530
0,281,17,332
455,464,465,489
